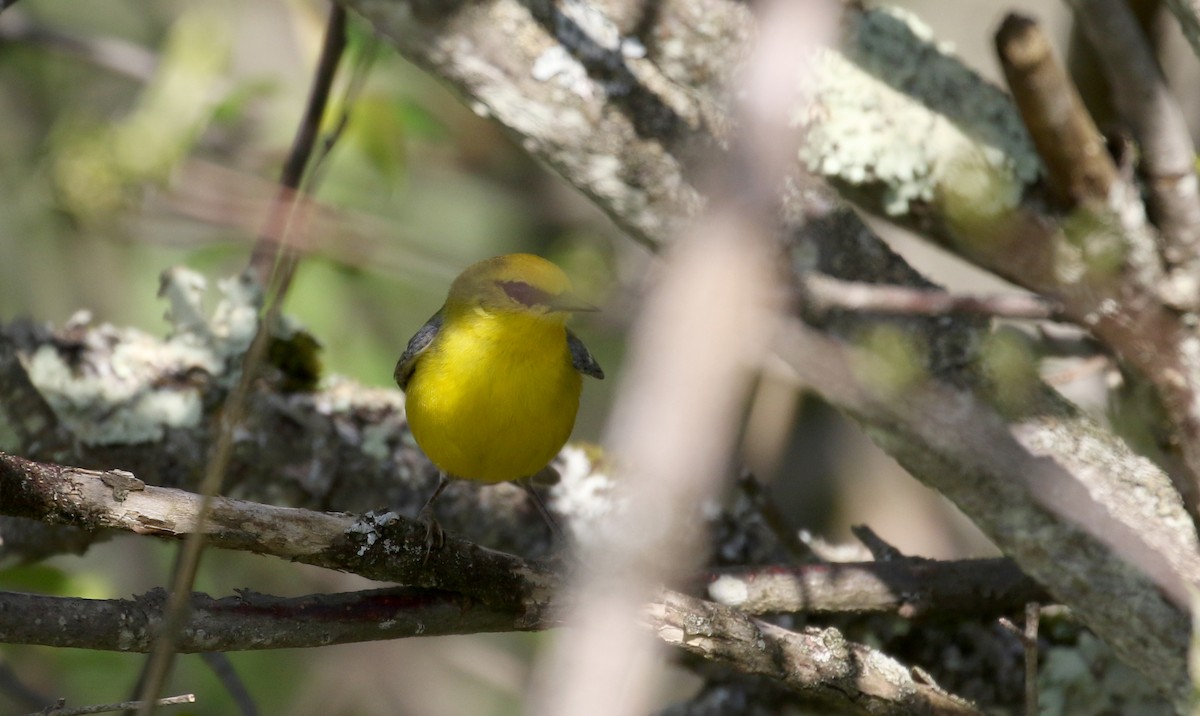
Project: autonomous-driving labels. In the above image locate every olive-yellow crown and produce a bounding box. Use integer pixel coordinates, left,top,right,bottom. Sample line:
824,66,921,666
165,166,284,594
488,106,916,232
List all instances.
446,254,590,315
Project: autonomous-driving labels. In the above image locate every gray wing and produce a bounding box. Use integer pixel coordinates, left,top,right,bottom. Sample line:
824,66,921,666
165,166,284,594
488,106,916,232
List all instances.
394,309,444,390
567,329,604,379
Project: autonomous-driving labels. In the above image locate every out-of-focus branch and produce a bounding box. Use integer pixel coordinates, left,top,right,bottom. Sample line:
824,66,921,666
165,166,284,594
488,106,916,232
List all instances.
136,8,351,709
246,6,346,287
1164,0,1200,60
801,274,1060,320
774,320,1198,703
705,558,1047,617
32,694,195,716
995,14,1116,209
198,654,257,716
0,10,158,81
1067,0,1200,277
528,0,826,713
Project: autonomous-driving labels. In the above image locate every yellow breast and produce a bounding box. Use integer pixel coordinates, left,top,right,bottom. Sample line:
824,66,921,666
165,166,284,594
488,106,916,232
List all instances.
403,309,582,482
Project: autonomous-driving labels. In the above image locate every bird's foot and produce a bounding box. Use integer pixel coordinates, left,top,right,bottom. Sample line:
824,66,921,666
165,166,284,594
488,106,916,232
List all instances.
418,504,444,557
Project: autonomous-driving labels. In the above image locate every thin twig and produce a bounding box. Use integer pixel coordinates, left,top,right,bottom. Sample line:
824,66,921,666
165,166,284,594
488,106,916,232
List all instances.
246,5,348,287
132,6,349,714
736,471,815,562
200,653,258,716
305,29,380,188
1023,602,1040,716
30,694,193,716
0,660,52,711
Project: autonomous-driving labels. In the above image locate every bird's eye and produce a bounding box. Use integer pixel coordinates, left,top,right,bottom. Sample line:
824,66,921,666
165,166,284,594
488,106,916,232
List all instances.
498,280,551,307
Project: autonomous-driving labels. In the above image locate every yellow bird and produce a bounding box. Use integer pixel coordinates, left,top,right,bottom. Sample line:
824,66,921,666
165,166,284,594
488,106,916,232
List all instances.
395,254,604,545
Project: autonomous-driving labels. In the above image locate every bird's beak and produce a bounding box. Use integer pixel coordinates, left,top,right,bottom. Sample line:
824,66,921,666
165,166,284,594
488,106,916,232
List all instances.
549,292,599,313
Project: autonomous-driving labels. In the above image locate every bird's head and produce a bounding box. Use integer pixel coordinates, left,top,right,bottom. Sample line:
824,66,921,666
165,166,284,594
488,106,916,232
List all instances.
447,253,596,319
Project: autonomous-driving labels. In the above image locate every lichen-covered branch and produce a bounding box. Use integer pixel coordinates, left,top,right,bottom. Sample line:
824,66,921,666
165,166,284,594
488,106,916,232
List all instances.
0,274,609,562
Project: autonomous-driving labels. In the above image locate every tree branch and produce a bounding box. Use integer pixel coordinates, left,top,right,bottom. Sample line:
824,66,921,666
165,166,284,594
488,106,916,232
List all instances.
651,591,984,716
0,452,984,716
705,558,1047,617
0,452,557,616
0,587,533,652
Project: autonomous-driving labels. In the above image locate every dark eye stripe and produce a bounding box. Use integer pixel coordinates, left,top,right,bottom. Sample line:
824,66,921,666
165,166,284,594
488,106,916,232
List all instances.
498,280,552,307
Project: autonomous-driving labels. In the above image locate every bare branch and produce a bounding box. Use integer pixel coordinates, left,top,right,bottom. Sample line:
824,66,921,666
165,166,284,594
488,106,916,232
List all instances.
30,694,194,716
0,588,533,652
1164,0,1200,62
0,10,158,81
246,5,347,287
651,591,985,715
705,558,1047,617
0,452,558,615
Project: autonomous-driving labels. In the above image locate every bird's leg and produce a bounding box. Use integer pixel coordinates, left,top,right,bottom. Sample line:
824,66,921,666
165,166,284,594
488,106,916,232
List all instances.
418,471,452,551
520,479,563,539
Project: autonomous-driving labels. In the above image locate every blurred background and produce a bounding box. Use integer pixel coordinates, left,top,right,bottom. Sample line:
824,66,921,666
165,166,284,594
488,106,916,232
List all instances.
1,0,1196,713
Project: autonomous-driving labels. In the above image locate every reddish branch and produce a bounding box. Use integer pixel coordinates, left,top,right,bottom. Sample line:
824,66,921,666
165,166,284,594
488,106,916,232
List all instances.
0,588,533,652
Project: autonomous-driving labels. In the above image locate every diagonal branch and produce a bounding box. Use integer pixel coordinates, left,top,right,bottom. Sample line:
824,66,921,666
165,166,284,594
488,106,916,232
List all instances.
1067,0,1200,278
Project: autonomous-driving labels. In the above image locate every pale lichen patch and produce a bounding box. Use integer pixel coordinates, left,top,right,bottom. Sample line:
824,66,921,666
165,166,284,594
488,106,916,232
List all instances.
795,6,1038,216
25,267,264,445
707,574,749,607
549,444,622,545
